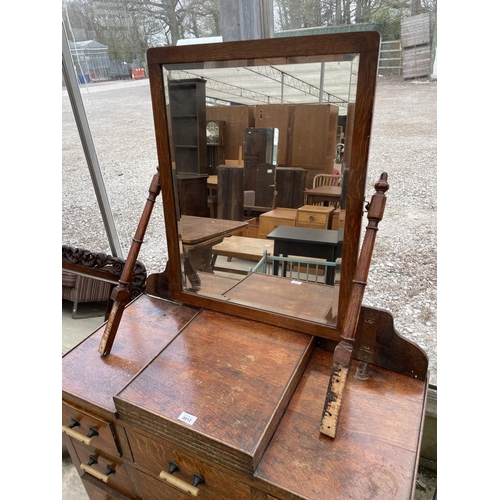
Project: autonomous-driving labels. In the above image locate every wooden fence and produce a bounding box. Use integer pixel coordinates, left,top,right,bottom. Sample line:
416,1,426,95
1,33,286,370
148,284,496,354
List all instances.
379,40,402,75
401,13,432,79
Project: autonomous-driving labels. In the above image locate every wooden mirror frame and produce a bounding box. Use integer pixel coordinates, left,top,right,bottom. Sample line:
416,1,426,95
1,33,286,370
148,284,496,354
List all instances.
146,31,380,341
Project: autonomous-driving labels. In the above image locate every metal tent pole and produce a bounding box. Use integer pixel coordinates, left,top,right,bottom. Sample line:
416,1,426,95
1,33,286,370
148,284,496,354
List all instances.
62,22,123,259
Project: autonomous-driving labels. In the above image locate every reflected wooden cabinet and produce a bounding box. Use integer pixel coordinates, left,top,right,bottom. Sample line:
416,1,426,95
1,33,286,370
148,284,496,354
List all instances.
243,127,277,210
255,103,339,187
275,167,307,208
206,104,338,186
258,208,297,238
168,78,208,175
297,205,334,230
176,173,210,217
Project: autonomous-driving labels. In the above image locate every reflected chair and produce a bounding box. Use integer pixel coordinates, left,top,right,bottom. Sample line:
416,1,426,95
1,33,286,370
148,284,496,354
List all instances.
311,173,343,207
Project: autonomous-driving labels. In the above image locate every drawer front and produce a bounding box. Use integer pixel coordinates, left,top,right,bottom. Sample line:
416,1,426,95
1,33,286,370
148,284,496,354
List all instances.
259,216,295,238
62,402,120,457
296,221,324,230
296,211,328,227
136,470,241,500
81,476,133,500
128,428,253,500
72,439,139,496
137,469,194,500
331,209,345,230
236,217,259,238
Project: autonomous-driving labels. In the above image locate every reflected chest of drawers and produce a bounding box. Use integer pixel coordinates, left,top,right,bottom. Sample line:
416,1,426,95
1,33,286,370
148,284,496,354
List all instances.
296,205,334,230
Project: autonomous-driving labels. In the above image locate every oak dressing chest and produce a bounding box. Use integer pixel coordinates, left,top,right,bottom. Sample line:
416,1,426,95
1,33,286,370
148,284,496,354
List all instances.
63,32,429,500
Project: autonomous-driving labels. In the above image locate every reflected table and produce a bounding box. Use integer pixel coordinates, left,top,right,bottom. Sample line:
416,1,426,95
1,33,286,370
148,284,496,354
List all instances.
207,175,218,195
266,226,344,286
180,216,248,273
303,185,341,206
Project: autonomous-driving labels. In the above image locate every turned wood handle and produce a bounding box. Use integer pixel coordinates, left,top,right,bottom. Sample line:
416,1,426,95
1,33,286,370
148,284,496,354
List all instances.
340,172,389,343
62,425,92,446
159,470,200,496
98,171,161,356
320,173,390,438
80,463,111,483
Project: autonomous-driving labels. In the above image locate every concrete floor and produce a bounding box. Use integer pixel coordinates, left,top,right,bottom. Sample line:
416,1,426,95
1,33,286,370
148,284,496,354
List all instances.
62,290,436,499
63,300,109,500
63,300,110,500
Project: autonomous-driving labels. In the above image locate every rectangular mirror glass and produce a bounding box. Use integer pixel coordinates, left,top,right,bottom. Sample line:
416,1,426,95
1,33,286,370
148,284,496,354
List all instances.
161,54,358,327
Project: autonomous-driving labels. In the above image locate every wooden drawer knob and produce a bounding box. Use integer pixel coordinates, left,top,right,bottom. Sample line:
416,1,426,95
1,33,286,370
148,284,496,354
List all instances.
309,215,314,221
69,417,80,429
168,462,179,474
87,426,99,438
192,473,205,488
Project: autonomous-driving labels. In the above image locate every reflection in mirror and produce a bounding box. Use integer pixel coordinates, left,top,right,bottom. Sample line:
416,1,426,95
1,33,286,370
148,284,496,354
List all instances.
162,54,359,327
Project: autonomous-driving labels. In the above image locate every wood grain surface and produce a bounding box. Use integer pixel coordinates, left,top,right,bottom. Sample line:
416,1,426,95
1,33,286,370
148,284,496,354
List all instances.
223,273,337,324
62,294,200,417
114,309,315,474
180,216,248,246
255,348,427,500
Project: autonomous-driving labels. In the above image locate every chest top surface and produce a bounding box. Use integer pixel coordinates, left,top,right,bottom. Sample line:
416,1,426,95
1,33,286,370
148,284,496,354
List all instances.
62,294,199,416
114,309,314,473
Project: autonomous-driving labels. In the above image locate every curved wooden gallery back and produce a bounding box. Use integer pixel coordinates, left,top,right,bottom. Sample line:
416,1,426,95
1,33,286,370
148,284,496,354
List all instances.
146,32,381,342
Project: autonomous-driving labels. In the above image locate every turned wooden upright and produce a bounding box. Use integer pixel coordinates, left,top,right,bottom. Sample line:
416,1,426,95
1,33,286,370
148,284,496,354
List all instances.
320,172,389,438
98,171,161,355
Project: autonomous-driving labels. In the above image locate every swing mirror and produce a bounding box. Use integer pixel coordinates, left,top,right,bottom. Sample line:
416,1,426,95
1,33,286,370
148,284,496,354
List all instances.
147,32,380,340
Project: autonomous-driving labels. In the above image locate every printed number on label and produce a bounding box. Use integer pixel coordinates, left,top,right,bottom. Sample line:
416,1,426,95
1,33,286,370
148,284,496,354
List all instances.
178,412,197,425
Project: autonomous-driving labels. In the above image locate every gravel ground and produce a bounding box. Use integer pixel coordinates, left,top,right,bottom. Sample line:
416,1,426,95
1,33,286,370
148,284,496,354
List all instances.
62,74,437,386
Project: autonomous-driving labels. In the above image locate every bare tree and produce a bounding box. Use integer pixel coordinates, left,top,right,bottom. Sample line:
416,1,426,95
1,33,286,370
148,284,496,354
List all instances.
64,0,221,66
274,0,323,30
123,0,184,46
126,0,220,46
411,0,423,15
355,0,378,24
65,0,436,59
63,0,164,62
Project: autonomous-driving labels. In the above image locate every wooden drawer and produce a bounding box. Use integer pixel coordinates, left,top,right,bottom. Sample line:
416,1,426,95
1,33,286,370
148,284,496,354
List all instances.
71,439,139,497
331,209,346,230
137,469,245,500
81,476,130,500
296,205,333,229
62,402,120,457
235,217,259,238
128,428,253,500
259,209,297,238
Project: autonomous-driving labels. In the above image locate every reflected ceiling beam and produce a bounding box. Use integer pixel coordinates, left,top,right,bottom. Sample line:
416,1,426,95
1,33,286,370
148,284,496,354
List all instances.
166,69,294,105
165,65,349,108
245,66,347,106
